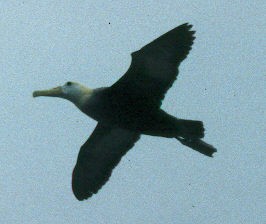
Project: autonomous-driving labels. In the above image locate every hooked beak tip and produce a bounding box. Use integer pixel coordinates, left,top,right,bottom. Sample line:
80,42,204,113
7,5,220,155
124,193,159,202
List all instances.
32,91,38,97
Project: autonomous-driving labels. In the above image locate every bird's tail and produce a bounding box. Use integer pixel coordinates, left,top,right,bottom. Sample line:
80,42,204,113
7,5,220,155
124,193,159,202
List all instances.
175,119,216,157
176,119,205,139
176,137,217,157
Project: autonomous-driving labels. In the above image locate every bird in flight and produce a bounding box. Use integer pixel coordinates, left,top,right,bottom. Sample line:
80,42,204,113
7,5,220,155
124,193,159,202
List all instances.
33,23,217,200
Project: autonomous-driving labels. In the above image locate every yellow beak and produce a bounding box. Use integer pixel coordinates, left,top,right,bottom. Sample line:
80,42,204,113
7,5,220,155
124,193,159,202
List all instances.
33,86,63,98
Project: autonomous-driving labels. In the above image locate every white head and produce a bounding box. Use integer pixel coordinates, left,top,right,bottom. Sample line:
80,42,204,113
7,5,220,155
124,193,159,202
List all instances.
33,81,93,107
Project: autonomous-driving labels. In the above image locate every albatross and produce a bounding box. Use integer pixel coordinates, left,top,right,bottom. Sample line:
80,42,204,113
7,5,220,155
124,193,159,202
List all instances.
33,23,217,200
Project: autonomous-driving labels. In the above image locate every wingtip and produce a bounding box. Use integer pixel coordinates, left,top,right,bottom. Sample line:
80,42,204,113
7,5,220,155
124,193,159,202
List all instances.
188,24,193,29
73,187,94,201
208,148,218,158
182,23,193,29
180,23,195,36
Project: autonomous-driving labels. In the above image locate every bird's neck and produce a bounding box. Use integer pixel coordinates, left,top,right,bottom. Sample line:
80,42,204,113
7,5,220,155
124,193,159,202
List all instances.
67,89,93,111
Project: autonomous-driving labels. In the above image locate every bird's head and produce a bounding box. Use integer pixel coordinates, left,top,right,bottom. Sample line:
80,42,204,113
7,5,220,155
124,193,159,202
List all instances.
33,81,93,107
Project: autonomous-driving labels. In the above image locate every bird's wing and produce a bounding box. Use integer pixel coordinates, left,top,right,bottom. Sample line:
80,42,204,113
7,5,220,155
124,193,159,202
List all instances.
111,23,195,108
72,123,140,200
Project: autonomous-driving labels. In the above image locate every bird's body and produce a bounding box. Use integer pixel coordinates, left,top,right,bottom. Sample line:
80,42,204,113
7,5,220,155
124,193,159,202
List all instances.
79,88,179,137
33,23,217,200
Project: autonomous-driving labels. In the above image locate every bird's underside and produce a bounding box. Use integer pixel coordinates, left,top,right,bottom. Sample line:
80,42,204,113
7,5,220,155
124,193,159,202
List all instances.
72,23,216,200
33,23,217,201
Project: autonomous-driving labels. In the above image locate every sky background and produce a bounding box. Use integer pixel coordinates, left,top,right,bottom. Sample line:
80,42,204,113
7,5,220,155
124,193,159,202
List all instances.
1,1,265,223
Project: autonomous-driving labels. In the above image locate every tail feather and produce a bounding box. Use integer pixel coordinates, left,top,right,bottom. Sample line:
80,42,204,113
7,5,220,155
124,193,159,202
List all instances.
176,119,205,139
176,137,217,157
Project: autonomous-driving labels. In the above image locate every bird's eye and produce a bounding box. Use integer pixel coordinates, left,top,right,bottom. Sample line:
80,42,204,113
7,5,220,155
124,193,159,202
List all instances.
66,82,72,86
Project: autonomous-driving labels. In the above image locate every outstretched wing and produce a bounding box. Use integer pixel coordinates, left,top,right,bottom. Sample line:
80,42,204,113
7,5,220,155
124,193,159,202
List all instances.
111,23,195,109
72,123,140,200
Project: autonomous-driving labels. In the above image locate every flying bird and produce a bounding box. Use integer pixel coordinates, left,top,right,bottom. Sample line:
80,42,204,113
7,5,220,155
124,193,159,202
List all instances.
33,23,217,200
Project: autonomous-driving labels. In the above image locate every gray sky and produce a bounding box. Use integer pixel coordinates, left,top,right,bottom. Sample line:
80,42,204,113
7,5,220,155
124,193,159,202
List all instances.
1,1,265,223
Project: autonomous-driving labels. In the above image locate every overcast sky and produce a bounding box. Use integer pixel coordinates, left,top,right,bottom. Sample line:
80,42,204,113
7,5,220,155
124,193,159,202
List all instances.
1,1,265,224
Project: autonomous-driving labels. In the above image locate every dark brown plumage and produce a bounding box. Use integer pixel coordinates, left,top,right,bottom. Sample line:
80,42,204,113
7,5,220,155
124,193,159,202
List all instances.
72,124,140,200
33,23,216,201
